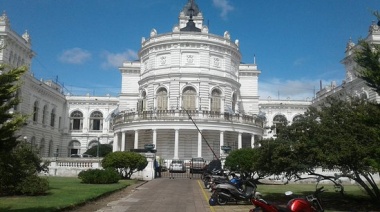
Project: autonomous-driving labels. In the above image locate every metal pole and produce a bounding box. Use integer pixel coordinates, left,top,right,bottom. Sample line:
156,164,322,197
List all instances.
183,109,219,160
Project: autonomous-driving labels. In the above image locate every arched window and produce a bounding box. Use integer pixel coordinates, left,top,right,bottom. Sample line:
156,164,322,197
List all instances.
156,88,168,110
33,101,39,122
273,114,287,135
138,91,147,112
68,140,81,155
40,138,45,156
50,108,56,127
232,92,237,113
42,105,48,125
360,92,368,100
273,114,287,124
292,115,302,123
182,87,196,110
88,140,99,149
70,111,83,131
211,89,222,112
90,111,103,131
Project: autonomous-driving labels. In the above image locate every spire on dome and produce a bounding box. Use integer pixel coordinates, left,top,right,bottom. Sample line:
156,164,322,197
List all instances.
180,0,201,32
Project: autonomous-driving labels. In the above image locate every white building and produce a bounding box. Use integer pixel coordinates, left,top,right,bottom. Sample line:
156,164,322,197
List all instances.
18,0,380,161
113,1,263,161
0,11,117,158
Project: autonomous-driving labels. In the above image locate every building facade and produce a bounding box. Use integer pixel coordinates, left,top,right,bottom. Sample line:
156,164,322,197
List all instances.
17,1,380,161
113,1,263,161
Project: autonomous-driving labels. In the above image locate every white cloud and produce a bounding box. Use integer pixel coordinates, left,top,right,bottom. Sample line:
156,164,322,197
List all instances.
259,78,319,101
212,0,234,19
101,49,138,69
58,48,91,64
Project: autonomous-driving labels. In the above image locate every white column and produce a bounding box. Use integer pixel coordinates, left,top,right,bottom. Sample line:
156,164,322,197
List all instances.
219,131,224,147
113,132,119,152
219,131,224,156
238,132,242,149
121,132,126,151
134,130,139,149
197,130,202,157
153,129,157,149
251,134,255,148
174,129,179,159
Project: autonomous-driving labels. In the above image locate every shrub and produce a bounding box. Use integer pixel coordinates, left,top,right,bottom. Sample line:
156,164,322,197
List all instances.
16,175,49,196
102,151,148,179
78,168,120,184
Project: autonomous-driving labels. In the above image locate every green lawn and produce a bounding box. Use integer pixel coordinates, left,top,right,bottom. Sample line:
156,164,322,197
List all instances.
0,177,136,212
255,183,379,211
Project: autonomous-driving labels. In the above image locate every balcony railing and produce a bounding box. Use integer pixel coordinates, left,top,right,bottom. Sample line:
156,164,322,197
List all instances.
113,110,263,127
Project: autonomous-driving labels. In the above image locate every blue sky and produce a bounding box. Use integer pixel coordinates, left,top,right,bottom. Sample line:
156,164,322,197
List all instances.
1,0,379,100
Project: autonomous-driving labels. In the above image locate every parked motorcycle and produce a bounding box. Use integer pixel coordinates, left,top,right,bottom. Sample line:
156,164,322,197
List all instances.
202,169,226,189
209,177,258,205
249,185,325,212
209,172,243,192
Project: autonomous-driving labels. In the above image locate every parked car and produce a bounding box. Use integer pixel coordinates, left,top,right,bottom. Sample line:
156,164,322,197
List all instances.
169,159,186,173
70,154,93,158
160,164,168,172
190,157,206,173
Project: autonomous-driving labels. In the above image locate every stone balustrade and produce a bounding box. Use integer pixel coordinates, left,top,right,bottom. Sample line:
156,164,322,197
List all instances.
114,110,263,127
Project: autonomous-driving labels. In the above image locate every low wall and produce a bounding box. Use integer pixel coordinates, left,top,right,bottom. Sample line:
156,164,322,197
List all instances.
42,153,156,180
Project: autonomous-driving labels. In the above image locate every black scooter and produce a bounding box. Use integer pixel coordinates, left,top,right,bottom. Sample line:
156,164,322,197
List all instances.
209,177,257,205
202,169,226,189
209,173,243,192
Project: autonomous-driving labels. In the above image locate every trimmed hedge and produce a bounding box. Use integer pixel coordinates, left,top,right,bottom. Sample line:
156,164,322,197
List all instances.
78,168,120,184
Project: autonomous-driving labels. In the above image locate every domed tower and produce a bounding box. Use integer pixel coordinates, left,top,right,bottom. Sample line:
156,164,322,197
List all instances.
115,0,262,161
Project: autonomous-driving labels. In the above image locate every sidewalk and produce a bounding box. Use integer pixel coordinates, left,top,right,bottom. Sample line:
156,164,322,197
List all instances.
93,178,254,212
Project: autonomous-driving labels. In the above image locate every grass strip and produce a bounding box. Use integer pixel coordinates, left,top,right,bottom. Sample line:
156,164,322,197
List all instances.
0,176,136,212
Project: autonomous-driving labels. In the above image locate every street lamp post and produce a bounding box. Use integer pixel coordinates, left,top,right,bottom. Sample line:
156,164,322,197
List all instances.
97,136,100,158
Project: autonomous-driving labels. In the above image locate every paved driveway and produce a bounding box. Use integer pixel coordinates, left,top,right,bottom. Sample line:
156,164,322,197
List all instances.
94,178,254,212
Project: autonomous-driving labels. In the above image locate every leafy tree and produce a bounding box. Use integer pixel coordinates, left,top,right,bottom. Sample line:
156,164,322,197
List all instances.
83,144,112,157
0,64,49,196
225,148,260,178
274,97,380,202
102,151,148,179
354,40,380,95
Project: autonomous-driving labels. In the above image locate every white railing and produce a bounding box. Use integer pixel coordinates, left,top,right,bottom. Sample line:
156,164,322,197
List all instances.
114,110,263,127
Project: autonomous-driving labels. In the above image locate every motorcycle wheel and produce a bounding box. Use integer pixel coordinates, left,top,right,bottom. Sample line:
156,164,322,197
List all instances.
216,193,228,205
